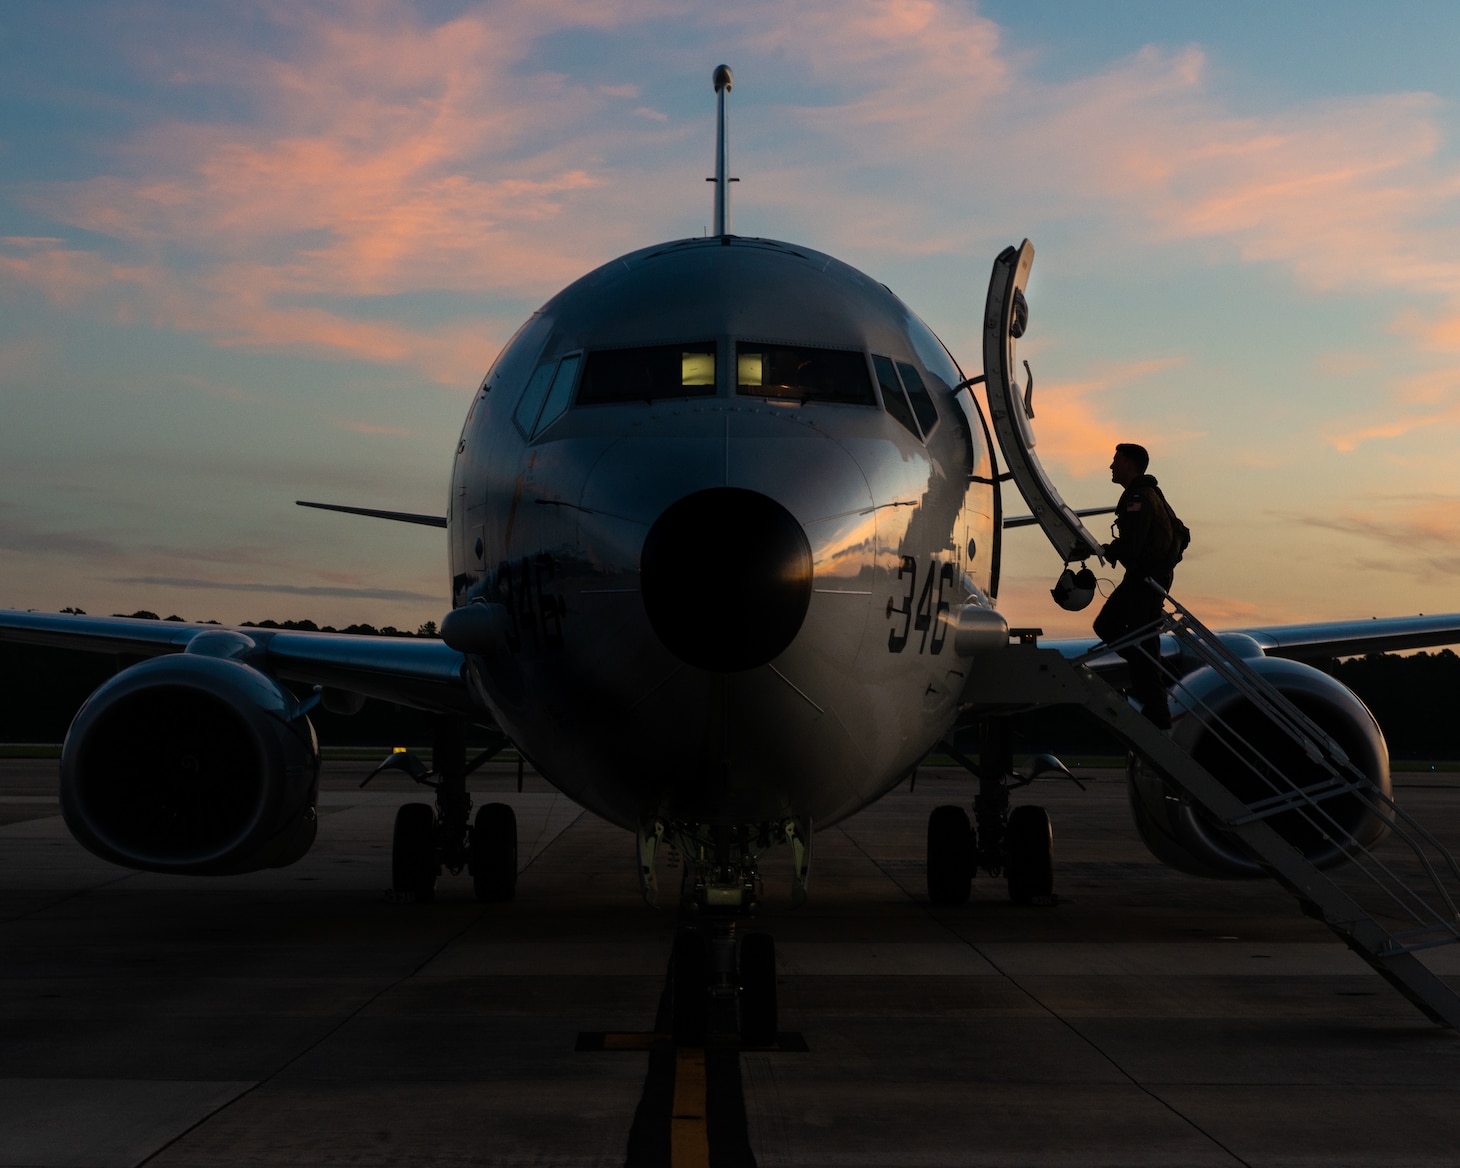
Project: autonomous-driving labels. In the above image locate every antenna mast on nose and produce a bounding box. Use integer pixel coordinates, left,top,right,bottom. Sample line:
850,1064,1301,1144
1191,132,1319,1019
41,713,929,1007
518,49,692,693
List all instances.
712,64,734,236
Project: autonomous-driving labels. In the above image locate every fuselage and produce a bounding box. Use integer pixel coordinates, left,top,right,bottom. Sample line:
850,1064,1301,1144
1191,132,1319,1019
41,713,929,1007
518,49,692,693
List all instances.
448,235,1000,832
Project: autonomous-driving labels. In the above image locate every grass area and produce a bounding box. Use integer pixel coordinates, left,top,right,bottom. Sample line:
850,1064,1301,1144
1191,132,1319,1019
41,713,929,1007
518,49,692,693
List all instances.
0,744,64,759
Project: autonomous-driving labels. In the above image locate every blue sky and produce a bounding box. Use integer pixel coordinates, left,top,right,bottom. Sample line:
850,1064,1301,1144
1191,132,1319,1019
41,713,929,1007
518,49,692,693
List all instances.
2,1,1458,637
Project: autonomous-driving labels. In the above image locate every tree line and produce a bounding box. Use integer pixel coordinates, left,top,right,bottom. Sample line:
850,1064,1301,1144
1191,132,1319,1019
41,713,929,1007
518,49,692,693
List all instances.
998,650,1460,761
62,608,441,639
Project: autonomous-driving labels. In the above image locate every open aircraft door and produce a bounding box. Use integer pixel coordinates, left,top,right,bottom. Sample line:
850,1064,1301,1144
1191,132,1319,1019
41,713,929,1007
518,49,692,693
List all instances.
981,240,1103,567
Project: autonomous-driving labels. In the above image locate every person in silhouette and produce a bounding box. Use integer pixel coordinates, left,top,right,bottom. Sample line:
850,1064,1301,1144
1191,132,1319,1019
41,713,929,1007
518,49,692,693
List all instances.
1094,443,1180,729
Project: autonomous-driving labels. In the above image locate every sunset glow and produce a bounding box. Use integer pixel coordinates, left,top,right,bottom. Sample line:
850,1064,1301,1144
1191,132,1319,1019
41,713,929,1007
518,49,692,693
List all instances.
3,2,1458,639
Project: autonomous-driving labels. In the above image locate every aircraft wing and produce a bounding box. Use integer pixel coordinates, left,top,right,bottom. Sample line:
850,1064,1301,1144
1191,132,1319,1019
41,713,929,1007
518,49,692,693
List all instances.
0,610,474,715
1042,611,1460,668
1225,614,1460,659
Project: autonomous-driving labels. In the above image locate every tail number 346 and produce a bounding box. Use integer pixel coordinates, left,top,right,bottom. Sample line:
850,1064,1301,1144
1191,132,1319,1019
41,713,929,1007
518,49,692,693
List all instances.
887,556,953,654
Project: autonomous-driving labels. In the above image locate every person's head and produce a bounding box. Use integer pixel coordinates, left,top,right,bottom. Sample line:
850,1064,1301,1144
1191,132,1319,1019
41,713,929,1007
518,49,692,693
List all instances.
1110,443,1149,486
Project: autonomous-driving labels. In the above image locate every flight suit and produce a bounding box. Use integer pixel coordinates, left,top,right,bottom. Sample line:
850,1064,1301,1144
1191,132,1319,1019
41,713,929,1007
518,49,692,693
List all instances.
1094,474,1177,728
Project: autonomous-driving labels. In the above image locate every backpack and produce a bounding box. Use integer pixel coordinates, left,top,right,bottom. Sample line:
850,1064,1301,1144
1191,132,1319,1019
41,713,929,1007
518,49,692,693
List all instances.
1150,485,1191,567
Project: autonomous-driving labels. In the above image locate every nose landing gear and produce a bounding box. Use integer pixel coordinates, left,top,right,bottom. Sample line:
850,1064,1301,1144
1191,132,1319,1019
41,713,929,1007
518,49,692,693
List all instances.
651,817,798,1047
671,923,779,1048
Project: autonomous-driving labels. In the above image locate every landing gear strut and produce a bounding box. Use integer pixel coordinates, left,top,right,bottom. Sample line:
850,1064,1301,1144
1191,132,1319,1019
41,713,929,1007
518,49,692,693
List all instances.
373,719,519,902
650,818,792,1046
923,717,1057,905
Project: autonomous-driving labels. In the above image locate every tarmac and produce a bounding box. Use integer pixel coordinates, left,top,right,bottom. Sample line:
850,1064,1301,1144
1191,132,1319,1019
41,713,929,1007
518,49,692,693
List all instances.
3,755,1460,1167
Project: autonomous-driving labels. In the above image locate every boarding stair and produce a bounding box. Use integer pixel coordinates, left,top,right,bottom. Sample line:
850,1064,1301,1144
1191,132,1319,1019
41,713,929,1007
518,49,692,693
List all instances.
975,235,1460,1026
963,592,1460,1029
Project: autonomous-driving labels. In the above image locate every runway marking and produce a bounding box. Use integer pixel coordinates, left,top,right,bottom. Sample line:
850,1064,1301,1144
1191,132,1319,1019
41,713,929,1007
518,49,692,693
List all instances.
581,970,804,1167
577,1031,807,1053
583,1032,807,1166
672,1046,710,1167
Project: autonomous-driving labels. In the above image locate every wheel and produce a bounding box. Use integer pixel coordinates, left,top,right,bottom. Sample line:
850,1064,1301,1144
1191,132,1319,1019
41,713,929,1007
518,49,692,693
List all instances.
926,804,974,905
738,932,778,1047
1006,804,1054,904
470,802,518,902
392,802,439,901
671,928,708,1045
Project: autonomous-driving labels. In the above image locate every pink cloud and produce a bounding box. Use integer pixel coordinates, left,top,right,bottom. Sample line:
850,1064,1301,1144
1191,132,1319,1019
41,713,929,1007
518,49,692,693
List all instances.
8,0,1460,406
4,1,684,383
0,241,151,309
733,0,1010,143
989,356,1190,474
725,20,1460,327
1325,366,1460,449
1393,307,1460,354
1296,498,1460,580
997,569,1322,640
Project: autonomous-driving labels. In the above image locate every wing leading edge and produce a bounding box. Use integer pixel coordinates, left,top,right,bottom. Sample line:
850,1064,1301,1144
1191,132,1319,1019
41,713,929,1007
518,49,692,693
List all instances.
1043,611,1460,669
0,610,472,715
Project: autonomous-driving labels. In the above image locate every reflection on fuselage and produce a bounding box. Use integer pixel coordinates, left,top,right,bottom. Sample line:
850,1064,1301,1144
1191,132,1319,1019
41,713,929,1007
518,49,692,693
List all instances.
449,235,998,832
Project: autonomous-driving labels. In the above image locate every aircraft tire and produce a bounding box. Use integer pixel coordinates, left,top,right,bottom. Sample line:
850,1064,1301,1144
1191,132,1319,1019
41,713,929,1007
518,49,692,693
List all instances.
672,928,708,1045
392,802,439,902
470,802,518,902
1006,804,1054,904
926,804,974,905
738,932,778,1047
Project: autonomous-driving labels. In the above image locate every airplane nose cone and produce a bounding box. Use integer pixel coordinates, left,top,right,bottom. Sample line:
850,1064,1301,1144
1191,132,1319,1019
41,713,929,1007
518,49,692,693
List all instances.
641,487,813,672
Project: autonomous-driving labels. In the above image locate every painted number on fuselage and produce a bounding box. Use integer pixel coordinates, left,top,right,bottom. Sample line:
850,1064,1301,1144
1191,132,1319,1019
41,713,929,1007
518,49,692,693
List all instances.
496,554,565,652
887,556,952,654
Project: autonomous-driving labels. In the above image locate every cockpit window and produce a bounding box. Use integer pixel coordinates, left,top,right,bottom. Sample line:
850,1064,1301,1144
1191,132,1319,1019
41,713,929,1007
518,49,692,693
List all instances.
513,353,583,439
896,360,940,437
577,342,716,406
534,354,581,435
736,343,876,406
512,361,556,437
872,355,920,439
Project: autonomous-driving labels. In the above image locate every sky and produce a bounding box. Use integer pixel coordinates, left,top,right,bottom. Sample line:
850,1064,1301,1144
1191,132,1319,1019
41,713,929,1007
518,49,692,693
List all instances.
2,0,1459,639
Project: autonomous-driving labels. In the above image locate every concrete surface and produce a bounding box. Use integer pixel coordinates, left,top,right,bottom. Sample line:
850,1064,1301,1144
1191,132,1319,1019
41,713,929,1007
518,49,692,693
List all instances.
2,757,1459,1167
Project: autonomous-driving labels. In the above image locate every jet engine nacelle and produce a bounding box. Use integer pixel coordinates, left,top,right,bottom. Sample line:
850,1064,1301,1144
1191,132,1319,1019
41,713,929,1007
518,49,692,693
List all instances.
60,654,321,875
1127,656,1390,879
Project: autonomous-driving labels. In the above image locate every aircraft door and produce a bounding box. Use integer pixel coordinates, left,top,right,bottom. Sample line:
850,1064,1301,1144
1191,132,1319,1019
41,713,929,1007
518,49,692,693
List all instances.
982,240,1102,564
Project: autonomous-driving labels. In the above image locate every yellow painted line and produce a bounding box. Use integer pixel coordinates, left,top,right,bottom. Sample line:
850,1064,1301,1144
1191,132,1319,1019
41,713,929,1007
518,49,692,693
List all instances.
671,1045,710,1168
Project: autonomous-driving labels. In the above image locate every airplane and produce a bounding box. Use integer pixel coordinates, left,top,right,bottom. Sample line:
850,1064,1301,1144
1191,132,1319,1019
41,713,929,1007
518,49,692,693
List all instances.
4,65,1460,1046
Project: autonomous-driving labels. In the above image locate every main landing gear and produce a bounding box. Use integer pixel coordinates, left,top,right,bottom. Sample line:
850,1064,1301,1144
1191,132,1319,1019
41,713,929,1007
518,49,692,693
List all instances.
368,719,519,902
925,718,1056,906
